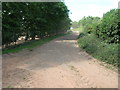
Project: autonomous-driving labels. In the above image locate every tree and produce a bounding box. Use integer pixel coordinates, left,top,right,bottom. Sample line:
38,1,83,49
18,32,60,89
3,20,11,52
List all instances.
2,2,71,47
97,9,120,43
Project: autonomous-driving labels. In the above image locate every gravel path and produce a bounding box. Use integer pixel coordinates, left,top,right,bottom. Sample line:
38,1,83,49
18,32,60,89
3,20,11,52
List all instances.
3,32,118,88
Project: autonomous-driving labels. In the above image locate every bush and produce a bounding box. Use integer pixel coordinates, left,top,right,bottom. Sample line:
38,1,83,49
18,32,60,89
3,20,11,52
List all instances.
78,34,119,66
96,9,120,43
77,32,86,38
77,9,119,67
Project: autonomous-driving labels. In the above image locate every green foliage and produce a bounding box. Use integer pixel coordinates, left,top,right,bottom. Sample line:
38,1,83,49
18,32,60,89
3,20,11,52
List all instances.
77,9,119,66
78,34,119,66
2,2,71,47
77,32,86,38
78,16,101,34
97,9,120,43
71,21,79,29
77,9,119,44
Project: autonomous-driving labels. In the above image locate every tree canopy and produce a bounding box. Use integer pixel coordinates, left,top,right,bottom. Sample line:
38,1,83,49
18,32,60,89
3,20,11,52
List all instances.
2,2,71,47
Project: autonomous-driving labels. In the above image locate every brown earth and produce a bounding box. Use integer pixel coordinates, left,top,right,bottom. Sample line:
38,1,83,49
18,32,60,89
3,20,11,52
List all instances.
2,32,118,88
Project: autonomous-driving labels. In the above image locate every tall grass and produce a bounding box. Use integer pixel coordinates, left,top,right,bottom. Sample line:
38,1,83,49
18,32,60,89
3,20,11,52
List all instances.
78,33,119,66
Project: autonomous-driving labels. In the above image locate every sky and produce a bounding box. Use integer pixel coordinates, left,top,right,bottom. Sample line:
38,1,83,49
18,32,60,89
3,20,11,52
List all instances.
64,0,119,21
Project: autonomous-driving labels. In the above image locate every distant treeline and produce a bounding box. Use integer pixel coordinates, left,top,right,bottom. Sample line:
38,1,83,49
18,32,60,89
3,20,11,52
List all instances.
72,9,120,44
2,2,71,47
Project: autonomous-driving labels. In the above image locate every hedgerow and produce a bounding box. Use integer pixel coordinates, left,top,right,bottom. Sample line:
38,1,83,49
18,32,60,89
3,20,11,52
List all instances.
77,9,119,66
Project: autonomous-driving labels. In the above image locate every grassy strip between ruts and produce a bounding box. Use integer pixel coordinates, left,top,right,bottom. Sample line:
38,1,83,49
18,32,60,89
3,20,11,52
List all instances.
78,33,119,67
2,32,70,54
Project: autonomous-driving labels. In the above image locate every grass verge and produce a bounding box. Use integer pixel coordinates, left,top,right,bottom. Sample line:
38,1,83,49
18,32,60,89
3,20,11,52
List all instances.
3,32,70,54
78,33,119,67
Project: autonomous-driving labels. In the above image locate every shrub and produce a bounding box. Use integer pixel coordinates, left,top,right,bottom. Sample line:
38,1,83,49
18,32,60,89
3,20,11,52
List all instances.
77,32,86,38
78,34,119,66
97,9,120,43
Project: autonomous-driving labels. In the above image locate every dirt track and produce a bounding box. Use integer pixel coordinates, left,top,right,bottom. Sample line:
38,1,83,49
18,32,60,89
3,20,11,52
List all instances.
3,32,118,88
